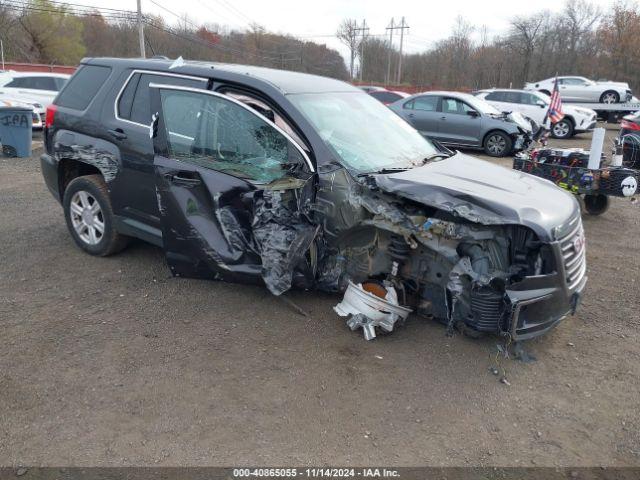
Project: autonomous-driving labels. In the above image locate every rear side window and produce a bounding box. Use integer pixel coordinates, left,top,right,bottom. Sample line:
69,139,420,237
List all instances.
485,91,504,101
412,96,439,111
118,72,206,125
370,91,402,103
56,65,112,110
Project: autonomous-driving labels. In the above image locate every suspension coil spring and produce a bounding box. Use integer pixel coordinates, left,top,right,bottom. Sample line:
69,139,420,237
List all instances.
389,235,410,262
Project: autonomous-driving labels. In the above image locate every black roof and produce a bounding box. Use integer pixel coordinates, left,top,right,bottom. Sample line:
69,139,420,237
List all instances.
84,57,357,95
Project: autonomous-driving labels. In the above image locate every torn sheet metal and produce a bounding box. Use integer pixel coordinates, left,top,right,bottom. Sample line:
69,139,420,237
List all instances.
252,189,318,295
334,281,412,340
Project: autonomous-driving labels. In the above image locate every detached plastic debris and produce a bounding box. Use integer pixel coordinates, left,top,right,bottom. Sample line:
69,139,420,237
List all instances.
334,281,412,340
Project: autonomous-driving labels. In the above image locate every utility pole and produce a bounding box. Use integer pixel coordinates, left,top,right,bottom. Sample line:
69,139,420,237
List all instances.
0,39,5,71
137,0,146,58
354,19,369,82
385,18,395,86
395,16,409,85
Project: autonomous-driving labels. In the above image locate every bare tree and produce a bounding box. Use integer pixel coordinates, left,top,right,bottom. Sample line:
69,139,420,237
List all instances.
336,18,360,79
508,12,548,83
560,0,600,71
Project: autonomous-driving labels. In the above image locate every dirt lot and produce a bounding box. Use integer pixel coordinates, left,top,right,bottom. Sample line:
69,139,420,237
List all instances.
1,125,639,467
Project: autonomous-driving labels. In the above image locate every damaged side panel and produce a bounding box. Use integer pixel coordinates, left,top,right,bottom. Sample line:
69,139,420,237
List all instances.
154,155,263,281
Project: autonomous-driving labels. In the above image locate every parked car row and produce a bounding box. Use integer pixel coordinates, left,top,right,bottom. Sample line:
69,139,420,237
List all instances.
524,76,632,104
363,87,534,157
0,71,70,129
474,89,597,139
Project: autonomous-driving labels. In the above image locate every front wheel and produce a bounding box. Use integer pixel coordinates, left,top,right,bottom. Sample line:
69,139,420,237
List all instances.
600,91,620,104
583,194,610,215
63,175,129,256
483,131,512,157
551,118,574,139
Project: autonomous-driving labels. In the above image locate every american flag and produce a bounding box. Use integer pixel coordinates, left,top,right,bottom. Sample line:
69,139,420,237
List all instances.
547,76,565,124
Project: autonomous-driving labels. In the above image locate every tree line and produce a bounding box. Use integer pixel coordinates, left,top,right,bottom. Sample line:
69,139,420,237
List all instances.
0,0,348,79
343,0,640,93
2,0,640,93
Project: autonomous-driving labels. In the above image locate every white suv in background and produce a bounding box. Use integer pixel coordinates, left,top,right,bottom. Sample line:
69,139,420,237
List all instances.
0,72,70,126
474,89,597,139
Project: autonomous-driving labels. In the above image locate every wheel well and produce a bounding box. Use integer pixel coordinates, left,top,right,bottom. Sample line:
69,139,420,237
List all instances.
558,115,574,126
539,89,551,96
58,159,103,199
482,129,510,146
601,89,619,99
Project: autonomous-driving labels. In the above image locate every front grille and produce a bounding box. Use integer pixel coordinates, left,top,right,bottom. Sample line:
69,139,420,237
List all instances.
559,219,587,290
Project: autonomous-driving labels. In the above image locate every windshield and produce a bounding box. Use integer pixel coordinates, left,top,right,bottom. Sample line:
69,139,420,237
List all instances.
288,91,440,173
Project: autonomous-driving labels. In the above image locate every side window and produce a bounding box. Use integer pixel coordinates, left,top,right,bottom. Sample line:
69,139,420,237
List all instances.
442,98,462,114
32,77,57,90
53,78,68,91
126,73,207,125
522,92,544,106
6,78,25,88
117,73,141,121
56,65,112,110
403,99,414,109
485,91,504,101
412,96,438,111
159,89,306,183
502,91,522,104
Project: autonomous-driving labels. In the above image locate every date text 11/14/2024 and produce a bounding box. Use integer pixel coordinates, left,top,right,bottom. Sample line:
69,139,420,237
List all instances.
232,468,400,478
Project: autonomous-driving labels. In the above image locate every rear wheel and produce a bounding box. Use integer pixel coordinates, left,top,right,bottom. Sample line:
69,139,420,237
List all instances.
600,91,620,104
63,175,129,256
551,118,574,139
483,131,512,157
583,194,610,215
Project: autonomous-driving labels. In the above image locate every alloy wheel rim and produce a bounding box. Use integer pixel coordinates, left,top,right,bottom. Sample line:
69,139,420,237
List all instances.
70,191,104,245
553,122,570,137
602,93,617,104
487,135,506,155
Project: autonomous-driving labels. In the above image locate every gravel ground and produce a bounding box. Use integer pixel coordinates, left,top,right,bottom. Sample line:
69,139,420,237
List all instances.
0,125,638,467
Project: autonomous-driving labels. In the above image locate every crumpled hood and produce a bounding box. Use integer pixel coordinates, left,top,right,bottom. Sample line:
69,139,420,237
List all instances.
373,152,578,240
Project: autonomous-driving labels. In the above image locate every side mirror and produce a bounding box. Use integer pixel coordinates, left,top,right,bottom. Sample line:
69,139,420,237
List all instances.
467,110,479,118
539,103,546,108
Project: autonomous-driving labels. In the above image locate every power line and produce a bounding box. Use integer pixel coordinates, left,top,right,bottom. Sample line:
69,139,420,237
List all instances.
143,18,299,62
2,0,137,20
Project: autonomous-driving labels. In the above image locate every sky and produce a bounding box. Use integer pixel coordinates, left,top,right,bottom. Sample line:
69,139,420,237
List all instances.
81,0,618,61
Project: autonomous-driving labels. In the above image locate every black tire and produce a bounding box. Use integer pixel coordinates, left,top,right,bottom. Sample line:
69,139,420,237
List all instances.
583,194,610,216
63,174,129,256
539,89,551,97
483,131,512,157
600,90,620,104
551,118,574,139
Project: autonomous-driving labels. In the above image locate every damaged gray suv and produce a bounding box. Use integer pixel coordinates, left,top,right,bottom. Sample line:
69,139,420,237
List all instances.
41,57,587,341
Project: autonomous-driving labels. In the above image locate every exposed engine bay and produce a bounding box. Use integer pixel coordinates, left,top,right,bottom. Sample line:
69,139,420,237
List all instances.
308,169,558,340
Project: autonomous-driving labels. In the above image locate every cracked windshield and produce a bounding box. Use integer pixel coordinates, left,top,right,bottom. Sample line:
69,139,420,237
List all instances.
289,91,440,172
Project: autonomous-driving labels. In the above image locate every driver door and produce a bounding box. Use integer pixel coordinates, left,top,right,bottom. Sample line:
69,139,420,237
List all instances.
149,84,314,284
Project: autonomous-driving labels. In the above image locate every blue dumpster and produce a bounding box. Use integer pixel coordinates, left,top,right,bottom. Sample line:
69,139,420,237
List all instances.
0,102,33,157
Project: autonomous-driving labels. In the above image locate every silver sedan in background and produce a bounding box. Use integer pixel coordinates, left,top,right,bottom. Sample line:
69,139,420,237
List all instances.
389,91,533,157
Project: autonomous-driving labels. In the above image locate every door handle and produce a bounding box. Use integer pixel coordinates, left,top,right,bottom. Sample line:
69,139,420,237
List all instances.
440,116,446,120
108,128,127,140
166,172,201,187
408,113,414,118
